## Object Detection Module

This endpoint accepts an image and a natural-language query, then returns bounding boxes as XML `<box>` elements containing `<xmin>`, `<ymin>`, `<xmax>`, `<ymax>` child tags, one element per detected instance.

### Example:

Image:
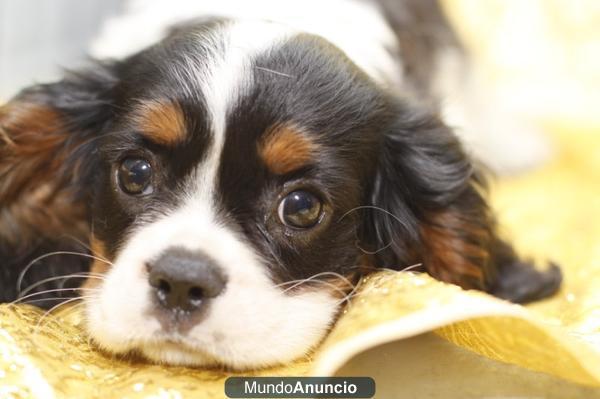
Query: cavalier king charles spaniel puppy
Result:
<box><xmin>0</xmin><ymin>0</ymin><xmax>560</xmax><ymax>369</ymax></box>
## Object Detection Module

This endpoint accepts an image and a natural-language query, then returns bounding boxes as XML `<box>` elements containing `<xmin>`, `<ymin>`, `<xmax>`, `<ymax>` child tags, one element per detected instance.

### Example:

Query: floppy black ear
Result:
<box><xmin>0</xmin><ymin>64</ymin><xmax>117</xmax><ymax>304</ymax></box>
<box><xmin>361</xmin><ymin>101</ymin><xmax>561</xmax><ymax>303</ymax></box>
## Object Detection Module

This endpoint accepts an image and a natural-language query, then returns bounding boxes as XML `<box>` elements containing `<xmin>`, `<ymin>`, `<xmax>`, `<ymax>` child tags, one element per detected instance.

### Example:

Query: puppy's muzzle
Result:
<box><xmin>147</xmin><ymin>248</ymin><xmax>227</xmax><ymax>312</ymax></box>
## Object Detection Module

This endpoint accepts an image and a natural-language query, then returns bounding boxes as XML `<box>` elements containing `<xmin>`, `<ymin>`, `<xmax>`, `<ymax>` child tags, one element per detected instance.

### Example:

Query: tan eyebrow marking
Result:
<box><xmin>258</xmin><ymin>124</ymin><xmax>317</xmax><ymax>175</ymax></box>
<box><xmin>133</xmin><ymin>100</ymin><xmax>187</xmax><ymax>146</ymax></box>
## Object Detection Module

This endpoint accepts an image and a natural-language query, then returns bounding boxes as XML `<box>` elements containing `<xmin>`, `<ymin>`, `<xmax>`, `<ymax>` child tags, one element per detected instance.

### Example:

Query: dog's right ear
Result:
<box><xmin>0</xmin><ymin>63</ymin><xmax>117</xmax><ymax>304</ymax></box>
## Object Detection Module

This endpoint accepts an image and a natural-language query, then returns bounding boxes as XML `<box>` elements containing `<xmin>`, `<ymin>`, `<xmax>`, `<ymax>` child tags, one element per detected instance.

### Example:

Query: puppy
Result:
<box><xmin>0</xmin><ymin>0</ymin><xmax>560</xmax><ymax>369</ymax></box>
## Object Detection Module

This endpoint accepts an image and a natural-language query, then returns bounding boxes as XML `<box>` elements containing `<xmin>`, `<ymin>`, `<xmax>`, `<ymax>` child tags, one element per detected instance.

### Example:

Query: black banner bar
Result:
<box><xmin>225</xmin><ymin>377</ymin><xmax>375</xmax><ymax>398</ymax></box>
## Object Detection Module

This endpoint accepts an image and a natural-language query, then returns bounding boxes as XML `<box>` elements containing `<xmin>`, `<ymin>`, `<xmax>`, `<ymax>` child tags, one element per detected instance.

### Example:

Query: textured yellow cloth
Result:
<box><xmin>1</xmin><ymin>125</ymin><xmax>599</xmax><ymax>397</ymax></box>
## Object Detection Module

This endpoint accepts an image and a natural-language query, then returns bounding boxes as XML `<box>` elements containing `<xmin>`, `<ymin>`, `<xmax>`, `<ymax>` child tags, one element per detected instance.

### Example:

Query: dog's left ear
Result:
<box><xmin>0</xmin><ymin>63</ymin><xmax>117</xmax><ymax>303</ymax></box>
<box><xmin>360</xmin><ymin>101</ymin><xmax>561</xmax><ymax>303</ymax></box>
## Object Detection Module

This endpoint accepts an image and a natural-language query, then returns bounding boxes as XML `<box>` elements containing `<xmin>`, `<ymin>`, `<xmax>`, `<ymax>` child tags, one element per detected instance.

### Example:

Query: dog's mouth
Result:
<box><xmin>136</xmin><ymin>337</ymin><xmax>220</xmax><ymax>367</ymax></box>
<box><xmin>147</xmin><ymin>304</ymin><xmax>213</xmax><ymax>335</ymax></box>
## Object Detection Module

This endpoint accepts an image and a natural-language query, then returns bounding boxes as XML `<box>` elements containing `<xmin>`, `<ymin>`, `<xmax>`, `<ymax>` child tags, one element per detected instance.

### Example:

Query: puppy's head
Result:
<box><xmin>1</xmin><ymin>20</ymin><xmax>493</xmax><ymax>368</ymax></box>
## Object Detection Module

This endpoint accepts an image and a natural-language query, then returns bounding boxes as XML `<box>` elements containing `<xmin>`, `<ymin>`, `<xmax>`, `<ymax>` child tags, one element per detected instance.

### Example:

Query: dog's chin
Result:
<box><xmin>93</xmin><ymin>330</ymin><xmax>322</xmax><ymax>370</ymax></box>
<box><xmin>137</xmin><ymin>341</ymin><xmax>219</xmax><ymax>367</ymax></box>
<box><xmin>84</xmin><ymin>281</ymin><xmax>341</xmax><ymax>370</ymax></box>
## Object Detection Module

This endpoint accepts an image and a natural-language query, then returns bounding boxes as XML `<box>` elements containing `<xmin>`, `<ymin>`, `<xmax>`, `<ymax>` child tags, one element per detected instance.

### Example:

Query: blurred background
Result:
<box><xmin>0</xmin><ymin>0</ymin><xmax>121</xmax><ymax>98</ymax></box>
<box><xmin>443</xmin><ymin>0</ymin><xmax>600</xmax><ymax>129</ymax></box>
<box><xmin>1</xmin><ymin>0</ymin><xmax>599</xmax><ymax>130</ymax></box>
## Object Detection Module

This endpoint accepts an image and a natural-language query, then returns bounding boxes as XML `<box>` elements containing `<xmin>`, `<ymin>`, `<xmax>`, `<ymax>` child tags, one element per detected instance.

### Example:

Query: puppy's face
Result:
<box><xmin>84</xmin><ymin>20</ymin><xmax>387</xmax><ymax>368</ymax></box>
<box><xmin>2</xmin><ymin>19</ymin><xmax>501</xmax><ymax>370</ymax></box>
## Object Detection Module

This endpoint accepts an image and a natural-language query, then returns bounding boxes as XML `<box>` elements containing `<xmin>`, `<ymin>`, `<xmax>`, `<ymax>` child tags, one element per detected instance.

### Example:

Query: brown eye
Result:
<box><xmin>117</xmin><ymin>158</ymin><xmax>153</xmax><ymax>195</ymax></box>
<box><xmin>278</xmin><ymin>190</ymin><xmax>322</xmax><ymax>228</ymax></box>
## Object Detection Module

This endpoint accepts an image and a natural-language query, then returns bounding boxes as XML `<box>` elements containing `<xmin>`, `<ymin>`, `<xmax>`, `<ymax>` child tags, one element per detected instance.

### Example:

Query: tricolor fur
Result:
<box><xmin>0</xmin><ymin>0</ymin><xmax>560</xmax><ymax>369</ymax></box>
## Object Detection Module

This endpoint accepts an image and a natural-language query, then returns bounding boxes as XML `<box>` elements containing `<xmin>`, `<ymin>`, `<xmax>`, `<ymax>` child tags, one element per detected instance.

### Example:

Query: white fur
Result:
<box><xmin>193</xmin><ymin>20</ymin><xmax>293</xmax><ymax>181</ymax></box>
<box><xmin>86</xmin><ymin>205</ymin><xmax>338</xmax><ymax>368</ymax></box>
<box><xmin>91</xmin><ymin>0</ymin><xmax>403</xmax><ymax>88</ymax></box>
<box><xmin>86</xmin><ymin>21</ymin><xmax>339</xmax><ymax>369</ymax></box>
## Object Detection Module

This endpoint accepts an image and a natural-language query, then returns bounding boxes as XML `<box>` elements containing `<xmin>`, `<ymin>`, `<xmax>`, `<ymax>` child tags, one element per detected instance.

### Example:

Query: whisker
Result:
<box><xmin>255</xmin><ymin>66</ymin><xmax>295</xmax><ymax>78</ymax></box>
<box><xmin>34</xmin><ymin>298</ymin><xmax>87</xmax><ymax>335</ymax></box>
<box><xmin>355</xmin><ymin>240</ymin><xmax>392</xmax><ymax>255</ymax></box>
<box><xmin>19</xmin><ymin>273</ymin><xmax>106</xmax><ymax>298</ymax></box>
<box><xmin>276</xmin><ymin>271</ymin><xmax>354</xmax><ymax>287</ymax></box>
<box><xmin>282</xmin><ymin>278</ymin><xmax>350</xmax><ymax>297</ymax></box>
<box><xmin>52</xmin><ymin>298</ymin><xmax>93</xmax><ymax>318</ymax></box>
<box><xmin>276</xmin><ymin>276</ymin><xmax>338</xmax><ymax>291</ymax></box>
<box><xmin>58</xmin><ymin>234</ymin><xmax>111</xmax><ymax>264</ymax></box>
<box><xmin>401</xmin><ymin>263</ymin><xmax>423</xmax><ymax>272</ymax></box>
<box><xmin>341</xmin><ymin>264</ymin><xmax>425</xmax><ymax>274</ymax></box>
<box><xmin>278</xmin><ymin>261</ymin><xmax>424</xmax><ymax>306</ymax></box>
<box><xmin>12</xmin><ymin>287</ymin><xmax>99</xmax><ymax>304</ymax></box>
<box><xmin>19</xmin><ymin>297</ymin><xmax>90</xmax><ymax>306</ymax></box>
<box><xmin>340</xmin><ymin>263</ymin><xmax>424</xmax><ymax>301</ymax></box>
<box><xmin>335</xmin><ymin>278</ymin><xmax>363</xmax><ymax>306</ymax></box>
<box><xmin>275</xmin><ymin>271</ymin><xmax>354</xmax><ymax>291</ymax></box>
<box><xmin>256</xmin><ymin>224</ymin><xmax>289</xmax><ymax>273</ymax></box>
<box><xmin>17</xmin><ymin>251</ymin><xmax>113</xmax><ymax>293</ymax></box>
<box><xmin>338</xmin><ymin>205</ymin><xmax>411</xmax><ymax>230</ymax></box>
<box><xmin>337</xmin><ymin>205</ymin><xmax>411</xmax><ymax>256</ymax></box>
<box><xmin>277</xmin><ymin>272</ymin><xmax>357</xmax><ymax>303</ymax></box>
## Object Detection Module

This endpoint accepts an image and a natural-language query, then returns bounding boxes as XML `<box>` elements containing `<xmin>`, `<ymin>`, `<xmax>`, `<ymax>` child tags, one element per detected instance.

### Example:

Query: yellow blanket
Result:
<box><xmin>1</xmin><ymin>125</ymin><xmax>599</xmax><ymax>398</ymax></box>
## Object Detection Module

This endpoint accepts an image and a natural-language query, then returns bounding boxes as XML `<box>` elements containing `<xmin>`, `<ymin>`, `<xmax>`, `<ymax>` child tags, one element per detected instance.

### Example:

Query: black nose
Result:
<box><xmin>147</xmin><ymin>248</ymin><xmax>226</xmax><ymax>312</ymax></box>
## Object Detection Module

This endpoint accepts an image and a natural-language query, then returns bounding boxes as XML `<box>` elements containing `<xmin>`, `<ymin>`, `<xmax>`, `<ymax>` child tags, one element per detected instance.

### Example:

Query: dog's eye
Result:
<box><xmin>278</xmin><ymin>190</ymin><xmax>322</xmax><ymax>228</ymax></box>
<box><xmin>117</xmin><ymin>158</ymin><xmax>153</xmax><ymax>195</ymax></box>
